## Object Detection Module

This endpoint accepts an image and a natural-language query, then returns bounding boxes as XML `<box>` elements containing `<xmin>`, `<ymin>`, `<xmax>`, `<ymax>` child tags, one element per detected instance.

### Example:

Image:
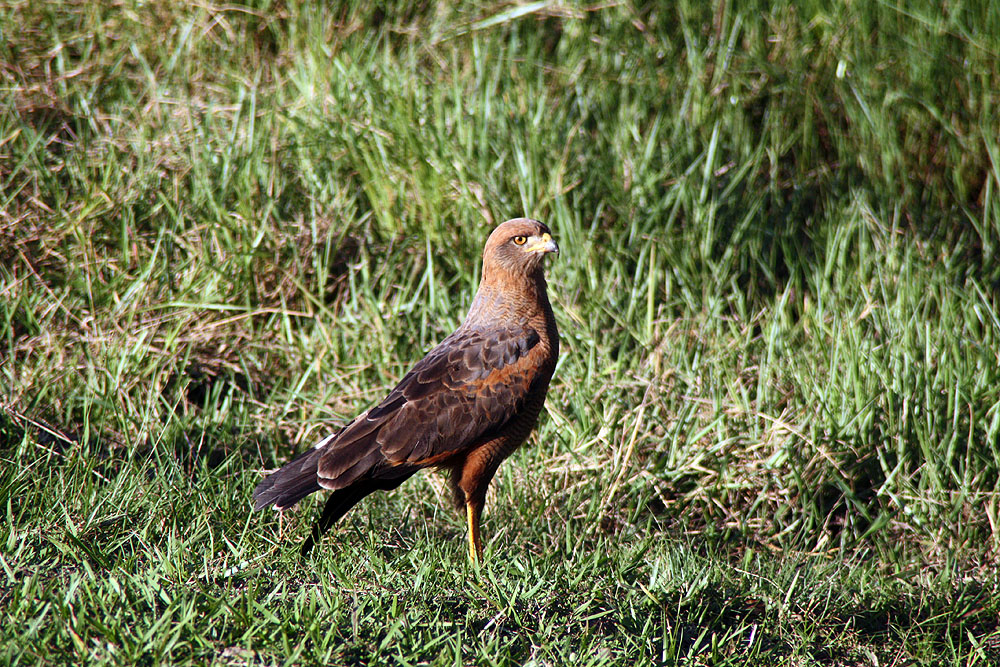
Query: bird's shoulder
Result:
<box><xmin>376</xmin><ymin>323</ymin><xmax>545</xmax><ymax>408</ymax></box>
<box><xmin>312</xmin><ymin>322</ymin><xmax>550</xmax><ymax>471</ymax></box>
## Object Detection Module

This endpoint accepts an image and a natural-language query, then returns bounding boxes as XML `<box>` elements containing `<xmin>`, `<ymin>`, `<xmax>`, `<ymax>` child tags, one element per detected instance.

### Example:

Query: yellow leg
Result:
<box><xmin>466</xmin><ymin>502</ymin><xmax>483</xmax><ymax>563</ymax></box>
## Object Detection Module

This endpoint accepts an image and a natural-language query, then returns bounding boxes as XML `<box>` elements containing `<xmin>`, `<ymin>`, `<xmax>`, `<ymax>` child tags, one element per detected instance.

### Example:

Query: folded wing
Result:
<box><xmin>252</xmin><ymin>325</ymin><xmax>542</xmax><ymax>510</ymax></box>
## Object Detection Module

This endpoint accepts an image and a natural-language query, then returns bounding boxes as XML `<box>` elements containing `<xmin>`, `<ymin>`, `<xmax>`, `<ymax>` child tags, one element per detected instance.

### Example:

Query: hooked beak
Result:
<box><xmin>525</xmin><ymin>232</ymin><xmax>559</xmax><ymax>254</ymax></box>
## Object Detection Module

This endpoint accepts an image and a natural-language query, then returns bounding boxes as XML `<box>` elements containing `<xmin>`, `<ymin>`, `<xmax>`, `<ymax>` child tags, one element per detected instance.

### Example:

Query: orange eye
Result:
<box><xmin>512</xmin><ymin>236</ymin><xmax>527</xmax><ymax>245</ymax></box>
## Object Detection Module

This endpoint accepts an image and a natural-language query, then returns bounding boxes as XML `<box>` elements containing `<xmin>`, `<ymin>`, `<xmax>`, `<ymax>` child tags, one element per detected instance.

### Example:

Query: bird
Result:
<box><xmin>253</xmin><ymin>218</ymin><xmax>559</xmax><ymax>562</ymax></box>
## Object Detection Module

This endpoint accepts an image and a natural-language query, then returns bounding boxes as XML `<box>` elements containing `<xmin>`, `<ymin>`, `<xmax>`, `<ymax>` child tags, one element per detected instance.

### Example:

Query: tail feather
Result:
<box><xmin>253</xmin><ymin>447</ymin><xmax>324</xmax><ymax>511</ymax></box>
<box><xmin>254</xmin><ymin>438</ymin><xmax>417</xmax><ymax>556</ymax></box>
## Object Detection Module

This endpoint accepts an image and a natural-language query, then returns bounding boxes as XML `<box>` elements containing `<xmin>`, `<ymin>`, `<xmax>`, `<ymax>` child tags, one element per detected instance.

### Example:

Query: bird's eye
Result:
<box><xmin>512</xmin><ymin>236</ymin><xmax>527</xmax><ymax>245</ymax></box>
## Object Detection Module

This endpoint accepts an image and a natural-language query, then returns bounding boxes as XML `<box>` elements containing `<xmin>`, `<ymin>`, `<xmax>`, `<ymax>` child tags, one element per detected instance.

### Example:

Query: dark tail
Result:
<box><xmin>252</xmin><ymin>447</ymin><xmax>324</xmax><ymax>511</ymax></box>
<box><xmin>254</xmin><ymin>444</ymin><xmax>415</xmax><ymax>556</ymax></box>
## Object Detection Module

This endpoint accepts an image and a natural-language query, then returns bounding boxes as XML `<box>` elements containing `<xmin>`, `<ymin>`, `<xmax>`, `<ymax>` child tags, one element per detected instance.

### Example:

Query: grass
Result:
<box><xmin>2</xmin><ymin>0</ymin><xmax>1000</xmax><ymax>664</ymax></box>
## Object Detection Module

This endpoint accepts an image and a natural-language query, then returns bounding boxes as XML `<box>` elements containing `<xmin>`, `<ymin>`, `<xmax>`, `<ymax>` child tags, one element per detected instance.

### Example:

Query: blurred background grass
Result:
<box><xmin>2</xmin><ymin>1</ymin><xmax>999</xmax><ymax>664</ymax></box>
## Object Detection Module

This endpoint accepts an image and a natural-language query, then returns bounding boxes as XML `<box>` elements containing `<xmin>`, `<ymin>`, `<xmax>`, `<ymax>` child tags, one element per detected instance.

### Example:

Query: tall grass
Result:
<box><xmin>2</xmin><ymin>1</ymin><xmax>999</xmax><ymax>664</ymax></box>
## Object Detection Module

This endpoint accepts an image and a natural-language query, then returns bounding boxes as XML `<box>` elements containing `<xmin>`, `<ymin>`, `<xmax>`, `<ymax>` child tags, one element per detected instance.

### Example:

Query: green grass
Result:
<box><xmin>3</xmin><ymin>0</ymin><xmax>1000</xmax><ymax>664</ymax></box>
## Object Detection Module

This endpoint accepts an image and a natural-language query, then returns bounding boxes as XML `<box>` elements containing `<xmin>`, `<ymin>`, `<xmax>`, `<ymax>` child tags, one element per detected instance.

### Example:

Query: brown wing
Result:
<box><xmin>315</xmin><ymin>325</ymin><xmax>544</xmax><ymax>489</ymax></box>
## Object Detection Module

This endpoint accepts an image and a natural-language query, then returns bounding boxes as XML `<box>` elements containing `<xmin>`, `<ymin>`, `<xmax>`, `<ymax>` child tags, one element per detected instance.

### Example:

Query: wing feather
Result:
<box><xmin>315</xmin><ymin>326</ymin><xmax>542</xmax><ymax>487</ymax></box>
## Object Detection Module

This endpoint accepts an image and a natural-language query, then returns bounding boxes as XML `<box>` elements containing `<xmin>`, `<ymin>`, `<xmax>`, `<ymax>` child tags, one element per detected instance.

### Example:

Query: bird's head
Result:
<box><xmin>467</xmin><ymin>218</ymin><xmax>558</xmax><ymax>323</ymax></box>
<box><xmin>481</xmin><ymin>218</ymin><xmax>558</xmax><ymax>279</ymax></box>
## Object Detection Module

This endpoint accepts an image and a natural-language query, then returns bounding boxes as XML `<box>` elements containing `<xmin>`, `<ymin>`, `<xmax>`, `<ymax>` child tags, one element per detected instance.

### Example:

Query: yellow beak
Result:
<box><xmin>526</xmin><ymin>232</ymin><xmax>559</xmax><ymax>254</ymax></box>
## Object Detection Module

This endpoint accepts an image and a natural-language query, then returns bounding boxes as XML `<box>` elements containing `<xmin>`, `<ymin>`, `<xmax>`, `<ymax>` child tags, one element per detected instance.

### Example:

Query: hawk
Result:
<box><xmin>253</xmin><ymin>218</ymin><xmax>559</xmax><ymax>561</ymax></box>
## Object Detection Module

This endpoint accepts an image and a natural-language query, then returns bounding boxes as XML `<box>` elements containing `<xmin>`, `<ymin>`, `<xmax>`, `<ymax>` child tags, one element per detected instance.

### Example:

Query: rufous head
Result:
<box><xmin>481</xmin><ymin>218</ymin><xmax>558</xmax><ymax>277</ymax></box>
